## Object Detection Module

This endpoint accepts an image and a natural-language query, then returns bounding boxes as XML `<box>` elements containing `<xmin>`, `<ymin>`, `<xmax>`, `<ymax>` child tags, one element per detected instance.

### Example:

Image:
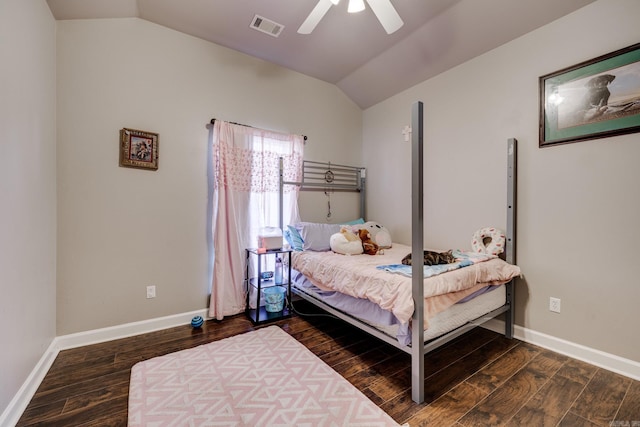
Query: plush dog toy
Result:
<box><xmin>358</xmin><ymin>228</ymin><xmax>379</xmax><ymax>255</ymax></box>
<box><xmin>330</xmin><ymin>226</ymin><xmax>364</xmax><ymax>255</ymax></box>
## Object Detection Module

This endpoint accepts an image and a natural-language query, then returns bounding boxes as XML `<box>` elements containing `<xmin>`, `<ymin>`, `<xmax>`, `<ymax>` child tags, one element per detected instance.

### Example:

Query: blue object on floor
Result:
<box><xmin>191</xmin><ymin>315</ymin><xmax>204</xmax><ymax>328</ymax></box>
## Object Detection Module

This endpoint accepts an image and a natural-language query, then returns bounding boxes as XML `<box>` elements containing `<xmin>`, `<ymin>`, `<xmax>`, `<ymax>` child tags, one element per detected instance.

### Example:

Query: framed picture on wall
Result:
<box><xmin>119</xmin><ymin>128</ymin><xmax>159</xmax><ymax>170</ymax></box>
<box><xmin>539</xmin><ymin>42</ymin><xmax>640</xmax><ymax>147</ymax></box>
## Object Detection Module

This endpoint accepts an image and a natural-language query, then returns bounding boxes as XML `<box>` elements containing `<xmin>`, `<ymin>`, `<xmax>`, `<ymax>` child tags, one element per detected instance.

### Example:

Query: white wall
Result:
<box><xmin>364</xmin><ymin>0</ymin><xmax>640</xmax><ymax>362</ymax></box>
<box><xmin>56</xmin><ymin>18</ymin><xmax>362</xmax><ymax>334</ymax></box>
<box><xmin>0</xmin><ymin>0</ymin><xmax>57</xmax><ymax>416</ymax></box>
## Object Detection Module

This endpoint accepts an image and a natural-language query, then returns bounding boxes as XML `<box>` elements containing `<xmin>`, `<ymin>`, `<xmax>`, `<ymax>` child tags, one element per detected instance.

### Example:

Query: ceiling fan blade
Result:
<box><xmin>365</xmin><ymin>0</ymin><xmax>404</xmax><ymax>34</ymax></box>
<box><xmin>298</xmin><ymin>0</ymin><xmax>333</xmax><ymax>34</ymax></box>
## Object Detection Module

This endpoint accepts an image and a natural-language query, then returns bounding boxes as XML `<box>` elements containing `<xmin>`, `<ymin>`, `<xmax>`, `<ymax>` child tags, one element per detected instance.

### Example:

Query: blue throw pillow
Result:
<box><xmin>286</xmin><ymin>225</ymin><xmax>304</xmax><ymax>251</ymax></box>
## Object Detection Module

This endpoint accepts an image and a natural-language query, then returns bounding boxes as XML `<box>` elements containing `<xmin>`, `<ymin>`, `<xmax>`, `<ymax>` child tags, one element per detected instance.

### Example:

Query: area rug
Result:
<box><xmin>128</xmin><ymin>325</ymin><xmax>403</xmax><ymax>426</ymax></box>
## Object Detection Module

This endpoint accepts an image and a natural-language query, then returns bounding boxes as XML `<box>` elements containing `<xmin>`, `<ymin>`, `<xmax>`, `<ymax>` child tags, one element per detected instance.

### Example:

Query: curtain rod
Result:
<box><xmin>210</xmin><ymin>118</ymin><xmax>307</xmax><ymax>141</ymax></box>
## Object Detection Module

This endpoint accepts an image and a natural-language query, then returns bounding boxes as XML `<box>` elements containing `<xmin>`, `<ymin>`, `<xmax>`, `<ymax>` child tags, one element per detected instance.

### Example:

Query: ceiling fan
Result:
<box><xmin>298</xmin><ymin>0</ymin><xmax>404</xmax><ymax>35</ymax></box>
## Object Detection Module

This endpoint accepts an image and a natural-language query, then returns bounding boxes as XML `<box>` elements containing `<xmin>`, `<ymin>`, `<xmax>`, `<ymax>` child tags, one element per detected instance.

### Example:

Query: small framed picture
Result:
<box><xmin>539</xmin><ymin>42</ymin><xmax>640</xmax><ymax>147</ymax></box>
<box><xmin>119</xmin><ymin>128</ymin><xmax>159</xmax><ymax>170</ymax></box>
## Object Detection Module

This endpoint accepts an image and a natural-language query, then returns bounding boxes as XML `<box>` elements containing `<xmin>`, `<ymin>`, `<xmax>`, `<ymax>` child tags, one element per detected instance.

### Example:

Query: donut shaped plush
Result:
<box><xmin>330</xmin><ymin>227</ymin><xmax>364</xmax><ymax>255</ymax></box>
<box><xmin>471</xmin><ymin>227</ymin><xmax>505</xmax><ymax>255</ymax></box>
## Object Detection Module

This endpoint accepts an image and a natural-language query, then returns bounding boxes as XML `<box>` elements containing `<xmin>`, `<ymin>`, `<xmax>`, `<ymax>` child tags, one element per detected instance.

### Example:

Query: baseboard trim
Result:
<box><xmin>0</xmin><ymin>341</ymin><xmax>58</xmax><ymax>427</ymax></box>
<box><xmin>0</xmin><ymin>308</ymin><xmax>209</xmax><ymax>427</ymax></box>
<box><xmin>482</xmin><ymin>319</ymin><xmax>640</xmax><ymax>381</ymax></box>
<box><xmin>55</xmin><ymin>308</ymin><xmax>209</xmax><ymax>350</ymax></box>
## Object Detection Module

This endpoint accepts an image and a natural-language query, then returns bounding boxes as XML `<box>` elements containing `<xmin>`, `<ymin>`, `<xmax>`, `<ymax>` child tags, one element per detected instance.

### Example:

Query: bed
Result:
<box><xmin>278</xmin><ymin>101</ymin><xmax>519</xmax><ymax>404</ymax></box>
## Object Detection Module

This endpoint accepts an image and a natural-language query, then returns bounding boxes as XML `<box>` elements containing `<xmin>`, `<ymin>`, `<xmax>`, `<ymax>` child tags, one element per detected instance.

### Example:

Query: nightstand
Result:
<box><xmin>244</xmin><ymin>247</ymin><xmax>292</xmax><ymax>324</ymax></box>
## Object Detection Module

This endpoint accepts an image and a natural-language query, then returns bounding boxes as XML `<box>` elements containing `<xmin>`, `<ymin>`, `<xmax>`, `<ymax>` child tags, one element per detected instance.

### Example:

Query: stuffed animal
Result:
<box><xmin>330</xmin><ymin>226</ymin><xmax>364</xmax><ymax>255</ymax></box>
<box><xmin>358</xmin><ymin>228</ymin><xmax>379</xmax><ymax>255</ymax></box>
<box><xmin>359</xmin><ymin>221</ymin><xmax>392</xmax><ymax>249</ymax></box>
<box><xmin>340</xmin><ymin>225</ymin><xmax>360</xmax><ymax>242</ymax></box>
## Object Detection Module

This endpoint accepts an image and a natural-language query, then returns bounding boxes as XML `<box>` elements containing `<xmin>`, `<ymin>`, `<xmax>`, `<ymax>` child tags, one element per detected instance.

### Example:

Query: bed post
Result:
<box><xmin>411</xmin><ymin>101</ymin><xmax>425</xmax><ymax>404</ymax></box>
<box><xmin>359</xmin><ymin>169</ymin><xmax>366</xmax><ymax>221</ymax></box>
<box><xmin>279</xmin><ymin>157</ymin><xmax>284</xmax><ymax>231</ymax></box>
<box><xmin>505</xmin><ymin>138</ymin><xmax>517</xmax><ymax>339</ymax></box>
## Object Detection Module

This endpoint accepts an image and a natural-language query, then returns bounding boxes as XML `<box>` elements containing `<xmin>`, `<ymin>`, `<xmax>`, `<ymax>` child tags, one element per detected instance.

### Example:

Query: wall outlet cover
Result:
<box><xmin>146</xmin><ymin>285</ymin><xmax>156</xmax><ymax>299</ymax></box>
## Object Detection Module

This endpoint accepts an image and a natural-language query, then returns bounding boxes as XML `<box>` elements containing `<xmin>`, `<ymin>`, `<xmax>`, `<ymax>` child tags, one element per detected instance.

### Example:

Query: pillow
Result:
<box><xmin>286</xmin><ymin>225</ymin><xmax>304</xmax><ymax>251</ymax></box>
<box><xmin>283</xmin><ymin>229</ymin><xmax>294</xmax><ymax>249</ymax></box>
<box><xmin>294</xmin><ymin>222</ymin><xmax>342</xmax><ymax>251</ymax></box>
<box><xmin>342</xmin><ymin>217</ymin><xmax>365</xmax><ymax>225</ymax></box>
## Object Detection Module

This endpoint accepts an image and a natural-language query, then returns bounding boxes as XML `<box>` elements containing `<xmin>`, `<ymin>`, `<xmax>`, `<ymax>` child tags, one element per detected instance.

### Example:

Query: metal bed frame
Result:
<box><xmin>278</xmin><ymin>101</ymin><xmax>518</xmax><ymax>404</ymax></box>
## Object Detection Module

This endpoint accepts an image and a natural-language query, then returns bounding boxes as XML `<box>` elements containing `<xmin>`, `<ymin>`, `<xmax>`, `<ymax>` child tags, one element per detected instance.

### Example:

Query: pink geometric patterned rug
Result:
<box><xmin>128</xmin><ymin>325</ymin><xmax>403</xmax><ymax>426</ymax></box>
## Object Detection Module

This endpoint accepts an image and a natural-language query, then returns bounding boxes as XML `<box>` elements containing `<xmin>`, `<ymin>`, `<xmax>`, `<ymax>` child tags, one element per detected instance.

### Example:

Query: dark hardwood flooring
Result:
<box><xmin>17</xmin><ymin>301</ymin><xmax>639</xmax><ymax>426</ymax></box>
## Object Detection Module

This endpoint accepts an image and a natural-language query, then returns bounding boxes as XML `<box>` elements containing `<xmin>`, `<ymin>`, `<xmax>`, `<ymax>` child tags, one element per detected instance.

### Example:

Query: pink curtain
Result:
<box><xmin>209</xmin><ymin>121</ymin><xmax>304</xmax><ymax>319</ymax></box>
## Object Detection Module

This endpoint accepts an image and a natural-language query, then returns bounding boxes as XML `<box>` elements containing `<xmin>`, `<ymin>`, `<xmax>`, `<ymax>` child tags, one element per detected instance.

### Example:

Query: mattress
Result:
<box><xmin>291</xmin><ymin>243</ymin><xmax>520</xmax><ymax>327</ymax></box>
<box><xmin>291</xmin><ymin>269</ymin><xmax>506</xmax><ymax>345</ymax></box>
<box><xmin>372</xmin><ymin>285</ymin><xmax>505</xmax><ymax>345</ymax></box>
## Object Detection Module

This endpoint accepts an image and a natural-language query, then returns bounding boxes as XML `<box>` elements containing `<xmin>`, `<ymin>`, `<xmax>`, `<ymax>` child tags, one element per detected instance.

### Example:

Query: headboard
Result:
<box><xmin>278</xmin><ymin>158</ymin><xmax>366</xmax><ymax>230</ymax></box>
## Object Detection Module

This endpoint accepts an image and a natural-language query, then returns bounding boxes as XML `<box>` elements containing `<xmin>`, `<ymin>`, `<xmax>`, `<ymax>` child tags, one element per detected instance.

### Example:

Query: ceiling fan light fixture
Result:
<box><xmin>348</xmin><ymin>0</ymin><xmax>365</xmax><ymax>13</ymax></box>
<box><xmin>299</xmin><ymin>0</ymin><xmax>403</xmax><ymax>34</ymax></box>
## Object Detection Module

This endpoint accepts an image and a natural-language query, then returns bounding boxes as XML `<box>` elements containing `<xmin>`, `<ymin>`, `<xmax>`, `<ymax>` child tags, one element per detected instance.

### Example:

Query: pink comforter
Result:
<box><xmin>292</xmin><ymin>243</ymin><xmax>521</xmax><ymax>327</ymax></box>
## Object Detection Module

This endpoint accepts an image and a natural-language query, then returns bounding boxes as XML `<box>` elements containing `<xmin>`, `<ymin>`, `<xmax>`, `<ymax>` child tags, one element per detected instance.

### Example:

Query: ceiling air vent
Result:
<box><xmin>250</xmin><ymin>14</ymin><xmax>284</xmax><ymax>37</ymax></box>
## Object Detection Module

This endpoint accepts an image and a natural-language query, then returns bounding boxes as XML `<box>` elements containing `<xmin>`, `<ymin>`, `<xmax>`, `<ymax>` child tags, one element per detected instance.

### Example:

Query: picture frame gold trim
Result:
<box><xmin>539</xmin><ymin>42</ymin><xmax>640</xmax><ymax>147</ymax></box>
<box><xmin>119</xmin><ymin>128</ymin><xmax>159</xmax><ymax>170</ymax></box>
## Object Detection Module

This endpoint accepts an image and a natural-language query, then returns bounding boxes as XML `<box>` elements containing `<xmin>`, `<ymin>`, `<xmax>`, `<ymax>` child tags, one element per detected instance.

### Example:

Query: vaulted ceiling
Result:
<box><xmin>46</xmin><ymin>0</ymin><xmax>595</xmax><ymax>109</ymax></box>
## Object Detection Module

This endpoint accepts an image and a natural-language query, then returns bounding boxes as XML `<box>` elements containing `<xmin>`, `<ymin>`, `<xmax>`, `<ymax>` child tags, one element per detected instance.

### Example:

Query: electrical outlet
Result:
<box><xmin>146</xmin><ymin>285</ymin><xmax>156</xmax><ymax>299</ymax></box>
<box><xmin>549</xmin><ymin>297</ymin><xmax>561</xmax><ymax>313</ymax></box>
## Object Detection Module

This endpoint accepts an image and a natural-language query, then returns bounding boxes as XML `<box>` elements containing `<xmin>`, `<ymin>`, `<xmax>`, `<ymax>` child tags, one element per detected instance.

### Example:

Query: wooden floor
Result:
<box><xmin>18</xmin><ymin>301</ymin><xmax>640</xmax><ymax>426</ymax></box>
